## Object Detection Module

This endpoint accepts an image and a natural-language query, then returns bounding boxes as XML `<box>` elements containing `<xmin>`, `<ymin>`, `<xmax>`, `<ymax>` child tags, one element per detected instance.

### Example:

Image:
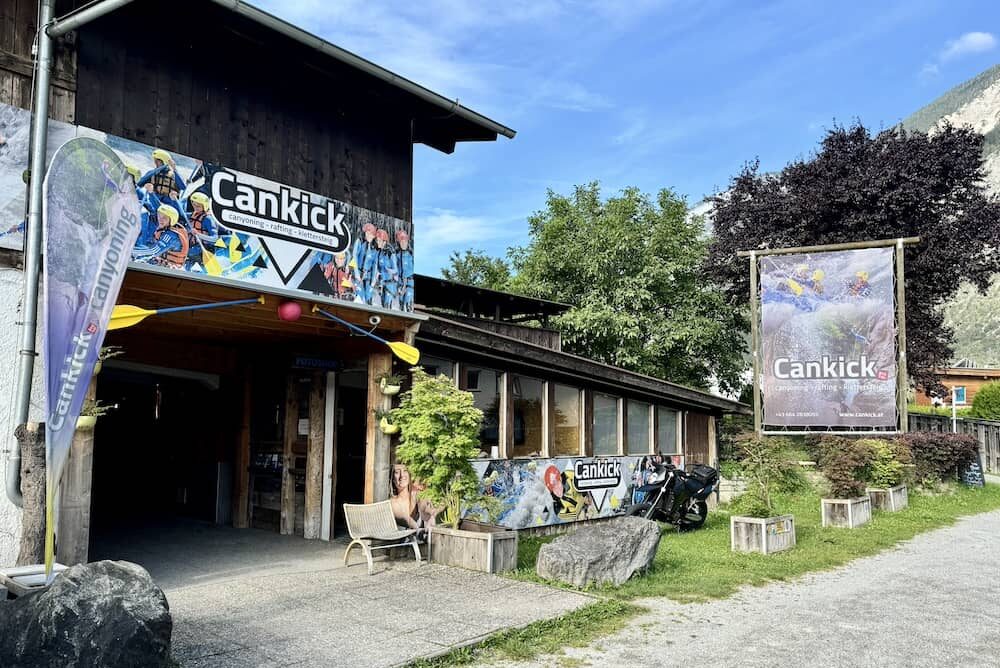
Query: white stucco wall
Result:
<box><xmin>0</xmin><ymin>266</ymin><xmax>46</xmax><ymax>567</ymax></box>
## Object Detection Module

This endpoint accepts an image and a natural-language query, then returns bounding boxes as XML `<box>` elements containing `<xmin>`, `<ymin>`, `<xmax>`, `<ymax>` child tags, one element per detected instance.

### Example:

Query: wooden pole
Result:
<box><xmin>737</xmin><ymin>236</ymin><xmax>920</xmax><ymax>258</ymax></box>
<box><xmin>280</xmin><ymin>374</ymin><xmax>297</xmax><ymax>535</ymax></box>
<box><xmin>304</xmin><ymin>372</ymin><xmax>325</xmax><ymax>540</ymax></box>
<box><xmin>233</xmin><ymin>371</ymin><xmax>252</xmax><ymax>529</ymax></box>
<box><xmin>364</xmin><ymin>351</ymin><xmax>392</xmax><ymax>503</ymax></box>
<box><xmin>749</xmin><ymin>252</ymin><xmax>762</xmax><ymax>435</ymax></box>
<box><xmin>896</xmin><ymin>239</ymin><xmax>909</xmax><ymax>433</ymax></box>
<box><xmin>57</xmin><ymin>379</ymin><xmax>96</xmax><ymax>566</ymax></box>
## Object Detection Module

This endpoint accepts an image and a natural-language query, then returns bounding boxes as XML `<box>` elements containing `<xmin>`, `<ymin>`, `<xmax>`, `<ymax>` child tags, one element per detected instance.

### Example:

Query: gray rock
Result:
<box><xmin>0</xmin><ymin>560</ymin><xmax>172</xmax><ymax>668</ymax></box>
<box><xmin>536</xmin><ymin>516</ymin><xmax>661</xmax><ymax>587</ymax></box>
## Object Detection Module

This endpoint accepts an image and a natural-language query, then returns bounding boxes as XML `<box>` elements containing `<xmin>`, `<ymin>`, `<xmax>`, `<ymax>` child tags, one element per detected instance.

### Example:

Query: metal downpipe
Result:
<box><xmin>7</xmin><ymin>0</ymin><xmax>56</xmax><ymax>508</ymax></box>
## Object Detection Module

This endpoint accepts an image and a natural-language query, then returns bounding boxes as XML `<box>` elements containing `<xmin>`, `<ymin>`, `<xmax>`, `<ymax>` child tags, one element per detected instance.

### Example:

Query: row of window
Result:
<box><xmin>422</xmin><ymin>356</ymin><xmax>682</xmax><ymax>459</ymax></box>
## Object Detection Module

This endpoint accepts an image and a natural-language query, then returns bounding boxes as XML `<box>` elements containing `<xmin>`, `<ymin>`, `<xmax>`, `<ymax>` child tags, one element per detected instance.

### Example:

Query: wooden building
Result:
<box><xmin>0</xmin><ymin>0</ymin><xmax>745</xmax><ymax>564</ymax></box>
<box><xmin>915</xmin><ymin>366</ymin><xmax>1000</xmax><ymax>407</ymax></box>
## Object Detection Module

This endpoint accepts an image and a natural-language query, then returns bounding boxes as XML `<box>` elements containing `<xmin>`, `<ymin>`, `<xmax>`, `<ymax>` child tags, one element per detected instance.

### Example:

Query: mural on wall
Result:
<box><xmin>390</xmin><ymin>463</ymin><xmax>437</xmax><ymax>537</ymax></box>
<box><xmin>465</xmin><ymin>454</ymin><xmax>684</xmax><ymax>529</ymax></box>
<box><xmin>759</xmin><ymin>247</ymin><xmax>897</xmax><ymax>428</ymax></box>
<box><xmin>0</xmin><ymin>102</ymin><xmax>415</xmax><ymax>314</ymax></box>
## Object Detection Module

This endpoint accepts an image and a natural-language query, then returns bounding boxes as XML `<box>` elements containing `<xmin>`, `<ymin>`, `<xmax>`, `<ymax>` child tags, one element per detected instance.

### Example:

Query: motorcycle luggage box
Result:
<box><xmin>689</xmin><ymin>464</ymin><xmax>718</xmax><ymax>486</ymax></box>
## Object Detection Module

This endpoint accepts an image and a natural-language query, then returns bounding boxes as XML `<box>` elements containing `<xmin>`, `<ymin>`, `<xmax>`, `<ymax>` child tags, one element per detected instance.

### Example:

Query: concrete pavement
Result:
<box><xmin>500</xmin><ymin>509</ymin><xmax>1000</xmax><ymax>668</ymax></box>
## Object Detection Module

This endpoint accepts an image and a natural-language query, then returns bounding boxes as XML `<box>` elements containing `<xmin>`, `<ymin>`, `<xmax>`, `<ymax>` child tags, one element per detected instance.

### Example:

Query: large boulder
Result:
<box><xmin>0</xmin><ymin>560</ymin><xmax>172</xmax><ymax>668</ymax></box>
<box><xmin>536</xmin><ymin>516</ymin><xmax>661</xmax><ymax>587</ymax></box>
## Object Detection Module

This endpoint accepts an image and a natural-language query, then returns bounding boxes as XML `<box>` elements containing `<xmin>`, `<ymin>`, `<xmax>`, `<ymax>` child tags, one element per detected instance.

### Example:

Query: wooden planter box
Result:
<box><xmin>867</xmin><ymin>485</ymin><xmax>908</xmax><ymax>512</ymax></box>
<box><xmin>428</xmin><ymin>521</ymin><xmax>518</xmax><ymax>574</ymax></box>
<box><xmin>730</xmin><ymin>515</ymin><xmax>796</xmax><ymax>555</ymax></box>
<box><xmin>821</xmin><ymin>497</ymin><xmax>872</xmax><ymax>528</ymax></box>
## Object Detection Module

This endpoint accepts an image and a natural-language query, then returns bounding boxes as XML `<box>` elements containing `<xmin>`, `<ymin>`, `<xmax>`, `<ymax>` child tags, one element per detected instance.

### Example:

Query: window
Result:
<box><xmin>511</xmin><ymin>376</ymin><xmax>545</xmax><ymax>458</ymax></box>
<box><xmin>626</xmin><ymin>401</ymin><xmax>651</xmax><ymax>454</ymax></box>
<box><xmin>953</xmin><ymin>386</ymin><xmax>967</xmax><ymax>405</ymax></box>
<box><xmin>593</xmin><ymin>393</ymin><xmax>620</xmax><ymax>456</ymax></box>
<box><xmin>551</xmin><ymin>384</ymin><xmax>581</xmax><ymax>457</ymax></box>
<box><xmin>421</xmin><ymin>356</ymin><xmax>455</xmax><ymax>382</ymax></box>
<box><xmin>460</xmin><ymin>365</ymin><xmax>500</xmax><ymax>452</ymax></box>
<box><xmin>657</xmin><ymin>407</ymin><xmax>680</xmax><ymax>454</ymax></box>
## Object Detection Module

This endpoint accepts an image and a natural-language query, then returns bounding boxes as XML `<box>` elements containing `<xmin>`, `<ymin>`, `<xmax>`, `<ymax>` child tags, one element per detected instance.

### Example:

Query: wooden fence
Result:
<box><xmin>908</xmin><ymin>414</ymin><xmax>1000</xmax><ymax>474</ymax></box>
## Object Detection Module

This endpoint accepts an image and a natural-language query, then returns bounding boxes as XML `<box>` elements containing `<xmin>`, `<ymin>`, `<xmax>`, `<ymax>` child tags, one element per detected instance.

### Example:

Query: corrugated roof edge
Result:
<box><xmin>419</xmin><ymin>312</ymin><xmax>750</xmax><ymax>414</ymax></box>
<box><xmin>209</xmin><ymin>0</ymin><xmax>516</xmax><ymax>140</ymax></box>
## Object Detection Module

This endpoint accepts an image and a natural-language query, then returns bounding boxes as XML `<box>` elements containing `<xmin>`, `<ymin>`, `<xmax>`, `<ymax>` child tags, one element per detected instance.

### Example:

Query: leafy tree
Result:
<box><xmin>708</xmin><ymin>122</ymin><xmax>1000</xmax><ymax>393</ymax></box>
<box><xmin>391</xmin><ymin>368</ymin><xmax>497</xmax><ymax>527</ymax></box>
<box><xmin>441</xmin><ymin>249</ymin><xmax>512</xmax><ymax>291</ymax></box>
<box><xmin>498</xmin><ymin>183</ymin><xmax>747</xmax><ymax>393</ymax></box>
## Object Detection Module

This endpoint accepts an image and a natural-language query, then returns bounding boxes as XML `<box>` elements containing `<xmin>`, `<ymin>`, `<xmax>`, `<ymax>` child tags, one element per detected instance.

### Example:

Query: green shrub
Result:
<box><xmin>971</xmin><ymin>382</ymin><xmax>1000</xmax><ymax>420</ymax></box>
<box><xmin>391</xmin><ymin>367</ymin><xmax>497</xmax><ymax>526</ymax></box>
<box><xmin>816</xmin><ymin>436</ymin><xmax>875</xmax><ymax>498</ymax></box>
<box><xmin>908</xmin><ymin>403</ymin><xmax>974</xmax><ymax>418</ymax></box>
<box><xmin>899</xmin><ymin>432</ymin><xmax>979</xmax><ymax>483</ymax></box>
<box><xmin>728</xmin><ymin>436</ymin><xmax>806</xmax><ymax>517</ymax></box>
<box><xmin>863</xmin><ymin>439</ymin><xmax>906</xmax><ymax>488</ymax></box>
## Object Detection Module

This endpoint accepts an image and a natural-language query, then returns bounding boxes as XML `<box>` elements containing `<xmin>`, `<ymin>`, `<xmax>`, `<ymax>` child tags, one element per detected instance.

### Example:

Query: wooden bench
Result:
<box><xmin>342</xmin><ymin>500</ymin><xmax>421</xmax><ymax>575</ymax></box>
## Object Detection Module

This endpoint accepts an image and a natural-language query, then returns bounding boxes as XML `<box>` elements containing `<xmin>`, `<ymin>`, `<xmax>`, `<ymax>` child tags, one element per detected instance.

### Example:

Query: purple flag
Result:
<box><xmin>43</xmin><ymin>137</ymin><xmax>140</xmax><ymax>575</ymax></box>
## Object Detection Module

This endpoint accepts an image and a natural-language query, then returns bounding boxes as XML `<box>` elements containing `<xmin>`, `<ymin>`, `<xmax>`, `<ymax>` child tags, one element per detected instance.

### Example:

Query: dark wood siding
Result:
<box><xmin>684</xmin><ymin>412</ymin><xmax>711</xmax><ymax>465</ymax></box>
<box><xmin>0</xmin><ymin>0</ymin><xmax>77</xmax><ymax>122</ymax></box>
<box><xmin>73</xmin><ymin>0</ymin><xmax>413</xmax><ymax>221</ymax></box>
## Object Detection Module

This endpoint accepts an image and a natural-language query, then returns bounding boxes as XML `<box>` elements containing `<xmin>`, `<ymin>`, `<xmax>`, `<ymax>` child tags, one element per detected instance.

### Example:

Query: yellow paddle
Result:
<box><xmin>312</xmin><ymin>305</ymin><xmax>420</xmax><ymax>365</ymax></box>
<box><xmin>110</xmin><ymin>296</ymin><xmax>265</xmax><ymax>330</ymax></box>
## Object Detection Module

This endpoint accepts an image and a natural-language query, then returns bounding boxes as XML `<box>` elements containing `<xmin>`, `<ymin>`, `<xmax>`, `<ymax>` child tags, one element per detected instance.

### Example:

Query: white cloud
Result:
<box><xmin>921</xmin><ymin>31</ymin><xmax>996</xmax><ymax>77</ymax></box>
<box><xmin>941</xmin><ymin>31</ymin><xmax>997</xmax><ymax>61</ymax></box>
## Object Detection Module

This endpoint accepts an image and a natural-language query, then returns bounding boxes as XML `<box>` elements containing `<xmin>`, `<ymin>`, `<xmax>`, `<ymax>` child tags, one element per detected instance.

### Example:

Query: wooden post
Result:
<box><xmin>895</xmin><ymin>239</ymin><xmax>909</xmax><ymax>434</ymax></box>
<box><xmin>365</xmin><ymin>351</ymin><xmax>392</xmax><ymax>503</ymax></box>
<box><xmin>304</xmin><ymin>372</ymin><xmax>325</xmax><ymax>539</ymax></box>
<box><xmin>233</xmin><ymin>371</ymin><xmax>252</xmax><ymax>529</ymax></box>
<box><xmin>749</xmin><ymin>252</ymin><xmax>762</xmax><ymax>435</ymax></box>
<box><xmin>499</xmin><ymin>372</ymin><xmax>511</xmax><ymax>459</ymax></box>
<box><xmin>57</xmin><ymin>378</ymin><xmax>96</xmax><ymax>566</ymax></box>
<box><xmin>280</xmin><ymin>374</ymin><xmax>297</xmax><ymax>535</ymax></box>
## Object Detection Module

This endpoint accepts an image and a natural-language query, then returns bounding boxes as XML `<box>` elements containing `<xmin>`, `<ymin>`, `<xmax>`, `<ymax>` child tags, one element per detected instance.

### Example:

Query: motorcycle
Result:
<box><xmin>625</xmin><ymin>461</ymin><xmax>719</xmax><ymax>529</ymax></box>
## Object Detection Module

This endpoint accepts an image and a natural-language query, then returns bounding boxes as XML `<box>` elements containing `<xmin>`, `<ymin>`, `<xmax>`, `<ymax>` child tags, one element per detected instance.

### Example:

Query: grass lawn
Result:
<box><xmin>514</xmin><ymin>482</ymin><xmax>1000</xmax><ymax>602</ymax></box>
<box><xmin>407</xmin><ymin>482</ymin><xmax>1000</xmax><ymax>666</ymax></box>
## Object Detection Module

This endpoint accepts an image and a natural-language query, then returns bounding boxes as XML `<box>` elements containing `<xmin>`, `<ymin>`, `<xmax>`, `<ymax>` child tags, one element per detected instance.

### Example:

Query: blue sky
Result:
<box><xmin>254</xmin><ymin>0</ymin><xmax>1000</xmax><ymax>275</ymax></box>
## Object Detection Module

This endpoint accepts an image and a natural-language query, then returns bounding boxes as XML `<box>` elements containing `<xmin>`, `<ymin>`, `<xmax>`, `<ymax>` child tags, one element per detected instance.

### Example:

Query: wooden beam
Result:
<box><xmin>736</xmin><ymin>236</ymin><xmax>921</xmax><ymax>258</ymax></box>
<box><xmin>233</xmin><ymin>370</ymin><xmax>252</xmax><ymax>529</ymax></box>
<box><xmin>304</xmin><ymin>372</ymin><xmax>325</xmax><ymax>539</ymax></box>
<box><xmin>280</xmin><ymin>374</ymin><xmax>297</xmax><ymax>535</ymax></box>
<box><xmin>57</xmin><ymin>378</ymin><xmax>96</xmax><ymax>566</ymax></box>
<box><xmin>364</xmin><ymin>351</ymin><xmax>392</xmax><ymax>503</ymax></box>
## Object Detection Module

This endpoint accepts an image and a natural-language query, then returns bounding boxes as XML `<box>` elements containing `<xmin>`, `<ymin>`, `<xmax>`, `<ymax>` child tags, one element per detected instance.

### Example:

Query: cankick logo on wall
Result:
<box><xmin>0</xmin><ymin>102</ymin><xmax>415</xmax><ymax>314</ymax></box>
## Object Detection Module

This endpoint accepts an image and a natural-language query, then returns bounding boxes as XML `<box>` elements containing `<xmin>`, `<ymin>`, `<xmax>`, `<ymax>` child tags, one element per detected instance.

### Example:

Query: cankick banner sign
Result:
<box><xmin>758</xmin><ymin>247</ymin><xmax>898</xmax><ymax>429</ymax></box>
<box><xmin>43</xmin><ymin>138</ymin><xmax>141</xmax><ymax>575</ymax></box>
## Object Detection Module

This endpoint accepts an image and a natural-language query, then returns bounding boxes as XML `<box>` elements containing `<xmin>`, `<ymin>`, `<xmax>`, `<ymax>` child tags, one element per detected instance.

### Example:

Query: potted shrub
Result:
<box><xmin>77</xmin><ymin>399</ymin><xmax>113</xmax><ymax>430</ymax></box>
<box><xmin>818</xmin><ymin>437</ymin><xmax>873</xmax><ymax>528</ymax></box>
<box><xmin>374</xmin><ymin>408</ymin><xmax>399</xmax><ymax>435</ymax></box>
<box><xmin>93</xmin><ymin>345</ymin><xmax>124</xmax><ymax>376</ymax></box>
<box><xmin>378</xmin><ymin>373</ymin><xmax>403</xmax><ymax>396</ymax></box>
<box><xmin>729</xmin><ymin>437</ymin><xmax>797</xmax><ymax>555</ymax></box>
<box><xmin>865</xmin><ymin>439</ymin><xmax>910</xmax><ymax>512</ymax></box>
<box><xmin>391</xmin><ymin>368</ymin><xmax>512</xmax><ymax>573</ymax></box>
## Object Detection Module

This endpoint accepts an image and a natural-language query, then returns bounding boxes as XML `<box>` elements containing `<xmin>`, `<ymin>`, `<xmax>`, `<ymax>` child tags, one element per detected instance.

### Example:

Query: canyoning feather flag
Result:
<box><xmin>43</xmin><ymin>138</ymin><xmax>141</xmax><ymax>577</ymax></box>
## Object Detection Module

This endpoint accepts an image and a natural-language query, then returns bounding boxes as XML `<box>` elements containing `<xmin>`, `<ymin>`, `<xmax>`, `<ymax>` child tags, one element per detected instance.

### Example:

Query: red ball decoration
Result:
<box><xmin>277</xmin><ymin>300</ymin><xmax>302</xmax><ymax>322</ymax></box>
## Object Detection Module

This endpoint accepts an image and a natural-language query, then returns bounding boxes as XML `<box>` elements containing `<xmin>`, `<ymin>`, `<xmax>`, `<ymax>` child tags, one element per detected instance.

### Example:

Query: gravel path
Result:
<box><xmin>499</xmin><ymin>509</ymin><xmax>1000</xmax><ymax>668</ymax></box>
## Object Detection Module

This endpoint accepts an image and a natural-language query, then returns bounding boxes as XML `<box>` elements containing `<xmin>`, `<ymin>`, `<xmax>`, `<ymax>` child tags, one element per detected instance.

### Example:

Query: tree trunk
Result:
<box><xmin>15</xmin><ymin>423</ymin><xmax>46</xmax><ymax>566</ymax></box>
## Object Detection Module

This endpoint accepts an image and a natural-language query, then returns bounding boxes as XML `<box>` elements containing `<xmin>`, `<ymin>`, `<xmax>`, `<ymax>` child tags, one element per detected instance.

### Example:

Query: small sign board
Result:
<box><xmin>959</xmin><ymin>450</ymin><xmax>985</xmax><ymax>488</ymax></box>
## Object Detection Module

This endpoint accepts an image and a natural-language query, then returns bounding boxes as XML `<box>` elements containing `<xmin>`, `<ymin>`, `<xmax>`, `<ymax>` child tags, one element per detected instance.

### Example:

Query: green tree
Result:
<box><xmin>390</xmin><ymin>368</ymin><xmax>496</xmax><ymax>527</ymax></box>
<box><xmin>708</xmin><ymin>123</ymin><xmax>1000</xmax><ymax>393</ymax></box>
<box><xmin>441</xmin><ymin>249</ymin><xmax>512</xmax><ymax>291</ymax></box>
<box><xmin>506</xmin><ymin>183</ymin><xmax>746</xmax><ymax>392</ymax></box>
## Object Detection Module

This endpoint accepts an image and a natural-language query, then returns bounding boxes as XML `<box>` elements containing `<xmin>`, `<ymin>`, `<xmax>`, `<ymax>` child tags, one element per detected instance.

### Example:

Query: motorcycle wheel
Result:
<box><xmin>624</xmin><ymin>503</ymin><xmax>657</xmax><ymax>521</ymax></box>
<box><xmin>678</xmin><ymin>500</ymin><xmax>708</xmax><ymax>531</ymax></box>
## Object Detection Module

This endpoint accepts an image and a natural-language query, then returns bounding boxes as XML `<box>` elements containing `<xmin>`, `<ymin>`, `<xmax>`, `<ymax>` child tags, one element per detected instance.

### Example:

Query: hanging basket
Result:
<box><xmin>379</xmin><ymin>417</ymin><xmax>400</xmax><ymax>435</ymax></box>
<box><xmin>76</xmin><ymin>415</ymin><xmax>97</xmax><ymax>430</ymax></box>
<box><xmin>379</xmin><ymin>377</ymin><xmax>401</xmax><ymax>396</ymax></box>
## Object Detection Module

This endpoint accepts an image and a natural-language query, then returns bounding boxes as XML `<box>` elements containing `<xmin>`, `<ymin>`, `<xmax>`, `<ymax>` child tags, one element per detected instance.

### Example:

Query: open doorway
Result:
<box><xmin>333</xmin><ymin>361</ymin><xmax>368</xmax><ymax>534</ymax></box>
<box><xmin>90</xmin><ymin>364</ymin><xmax>238</xmax><ymax>558</ymax></box>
